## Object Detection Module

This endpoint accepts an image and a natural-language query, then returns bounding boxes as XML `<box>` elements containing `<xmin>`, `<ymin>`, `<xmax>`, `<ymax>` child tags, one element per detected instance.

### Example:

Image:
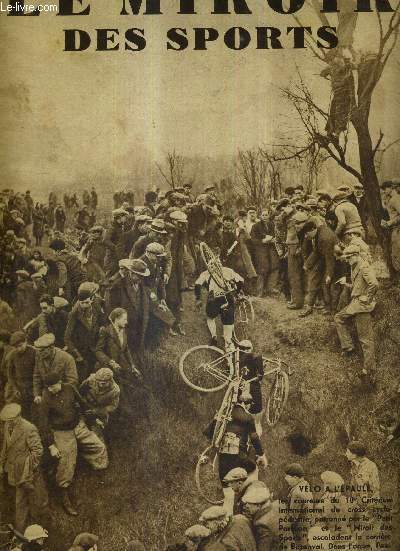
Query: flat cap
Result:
<box><xmin>10</xmin><ymin>331</ymin><xmax>27</xmax><ymax>346</ymax></box>
<box><xmin>78</xmin><ymin>282</ymin><xmax>98</xmax><ymax>300</ymax></box>
<box><xmin>136</xmin><ymin>214</ymin><xmax>152</xmax><ymax>223</ymax></box>
<box><xmin>185</xmin><ymin>525</ymin><xmax>211</xmax><ymax>540</ymax></box>
<box><xmin>292</xmin><ymin>212</ymin><xmax>309</xmax><ymax>223</ymax></box>
<box><xmin>150</xmin><ymin>219</ymin><xmax>168</xmax><ymax>234</ymax></box>
<box><xmin>223</xmin><ymin>467</ymin><xmax>248</xmax><ymax>482</ymax></box>
<box><xmin>242</xmin><ymin>483</ymin><xmax>271</xmax><ymax>504</ymax></box>
<box><xmin>53</xmin><ymin>296</ymin><xmax>69</xmax><ymax>309</ymax></box>
<box><xmin>112</xmin><ymin>208</ymin><xmax>128</xmax><ymax>217</ymax></box>
<box><xmin>285</xmin><ymin>463</ymin><xmax>305</xmax><ymax>477</ymax></box>
<box><xmin>332</xmin><ymin>191</ymin><xmax>349</xmax><ymax>202</ymax></box>
<box><xmin>199</xmin><ymin>506</ymin><xmax>227</xmax><ymax>522</ymax></box>
<box><xmin>94</xmin><ymin>368</ymin><xmax>114</xmax><ymax>381</ymax></box>
<box><xmin>169</xmin><ymin>210</ymin><xmax>188</xmax><ymax>223</ymax></box>
<box><xmin>146</xmin><ymin>242</ymin><xmax>166</xmax><ymax>256</ymax></box>
<box><xmin>337</xmin><ymin>184</ymin><xmax>351</xmax><ymax>193</ymax></box>
<box><xmin>34</xmin><ymin>333</ymin><xmax>55</xmax><ymax>349</ymax></box>
<box><xmin>0</xmin><ymin>403</ymin><xmax>21</xmax><ymax>421</ymax></box>
<box><xmin>73</xmin><ymin>533</ymin><xmax>99</xmax><ymax>547</ymax></box>
<box><xmin>49</xmin><ymin>238</ymin><xmax>66</xmax><ymax>251</ymax></box>
<box><xmin>15</xmin><ymin>270</ymin><xmax>30</xmax><ymax>279</ymax></box>
<box><xmin>320</xmin><ymin>471</ymin><xmax>344</xmax><ymax>487</ymax></box>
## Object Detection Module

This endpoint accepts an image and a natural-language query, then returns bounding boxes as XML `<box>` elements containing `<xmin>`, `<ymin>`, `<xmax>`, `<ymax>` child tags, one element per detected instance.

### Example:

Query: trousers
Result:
<box><xmin>53</xmin><ymin>418</ymin><xmax>108</xmax><ymax>488</ymax></box>
<box><xmin>334</xmin><ymin>309</ymin><xmax>376</xmax><ymax>372</ymax></box>
<box><xmin>287</xmin><ymin>246</ymin><xmax>305</xmax><ymax>308</ymax></box>
<box><xmin>14</xmin><ymin>470</ymin><xmax>49</xmax><ymax>532</ymax></box>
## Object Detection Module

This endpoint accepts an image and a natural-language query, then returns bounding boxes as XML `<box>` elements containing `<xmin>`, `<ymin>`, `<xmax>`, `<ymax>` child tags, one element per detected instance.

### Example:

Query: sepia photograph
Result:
<box><xmin>0</xmin><ymin>0</ymin><xmax>400</xmax><ymax>549</ymax></box>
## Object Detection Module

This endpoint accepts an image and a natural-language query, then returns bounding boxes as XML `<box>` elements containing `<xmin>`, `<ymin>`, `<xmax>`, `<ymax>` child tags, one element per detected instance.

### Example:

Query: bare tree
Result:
<box><xmin>273</xmin><ymin>4</ymin><xmax>400</xmax><ymax>270</ymax></box>
<box><xmin>156</xmin><ymin>150</ymin><xmax>186</xmax><ymax>189</ymax></box>
<box><xmin>235</xmin><ymin>149</ymin><xmax>270</xmax><ymax>209</ymax></box>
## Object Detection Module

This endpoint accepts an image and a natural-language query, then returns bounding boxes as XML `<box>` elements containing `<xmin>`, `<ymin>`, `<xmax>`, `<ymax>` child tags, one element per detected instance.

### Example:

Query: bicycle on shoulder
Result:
<box><xmin>196</xmin><ymin>242</ymin><xmax>251</xmax><ymax>348</ymax></box>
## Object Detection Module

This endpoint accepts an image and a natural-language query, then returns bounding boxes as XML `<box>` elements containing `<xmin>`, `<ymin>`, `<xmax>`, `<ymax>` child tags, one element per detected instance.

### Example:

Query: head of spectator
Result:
<box><xmin>31</xmin><ymin>249</ymin><xmax>44</xmax><ymax>262</ymax></box>
<box><xmin>148</xmin><ymin>219</ymin><xmax>168</xmax><ymax>240</ymax></box>
<box><xmin>184</xmin><ymin>525</ymin><xmax>211</xmax><ymax>550</ymax></box>
<box><xmin>275</xmin><ymin>198</ymin><xmax>290</xmax><ymax>214</ymax></box>
<box><xmin>260</xmin><ymin>209</ymin><xmax>270</xmax><ymax>224</ymax></box>
<box><xmin>342</xmin><ymin>244</ymin><xmax>361</xmax><ymax>266</ymax></box>
<box><xmin>125</xmin><ymin>259</ymin><xmax>150</xmax><ymax>283</ymax></box>
<box><xmin>93</xmin><ymin>367</ymin><xmax>116</xmax><ymax>394</ymax></box>
<box><xmin>72</xmin><ymin>532</ymin><xmax>99</xmax><ymax>551</ymax></box>
<box><xmin>112</xmin><ymin>208</ymin><xmax>128</xmax><ymax>226</ymax></box>
<box><xmin>145</xmin><ymin>190</ymin><xmax>158</xmax><ymax>208</ymax></box>
<box><xmin>169</xmin><ymin>210</ymin><xmax>188</xmax><ymax>231</ymax></box>
<box><xmin>0</xmin><ymin>403</ymin><xmax>22</xmax><ymax>430</ymax></box>
<box><xmin>16</xmin><ymin>237</ymin><xmax>27</xmax><ymax>254</ymax></box>
<box><xmin>108</xmin><ymin>309</ymin><xmax>128</xmax><ymax>333</ymax></box>
<box><xmin>134</xmin><ymin>215</ymin><xmax>151</xmax><ymax>236</ymax></box>
<box><xmin>247</xmin><ymin>206</ymin><xmax>258</xmax><ymax>222</ymax></box>
<box><xmin>39</xmin><ymin>295</ymin><xmax>55</xmax><ymax>316</ymax></box>
<box><xmin>292</xmin><ymin>211</ymin><xmax>309</xmax><ymax>233</ymax></box>
<box><xmin>222</xmin><ymin>467</ymin><xmax>248</xmax><ymax>493</ymax></box>
<box><xmin>23</xmin><ymin>525</ymin><xmax>48</xmax><ymax>548</ymax></box>
<box><xmin>202</xmin><ymin>195</ymin><xmax>216</xmax><ymax>214</ymax></box>
<box><xmin>332</xmin><ymin>190</ymin><xmax>350</xmax><ymax>205</ymax></box>
<box><xmin>44</xmin><ymin>371</ymin><xmax>63</xmax><ymax>395</ymax></box>
<box><xmin>10</xmin><ymin>330</ymin><xmax>28</xmax><ymax>354</ymax></box>
<box><xmin>171</xmin><ymin>193</ymin><xmax>187</xmax><ymax>208</ymax></box>
<box><xmin>183</xmin><ymin>182</ymin><xmax>193</xmax><ymax>196</ymax></box>
<box><xmin>284</xmin><ymin>463</ymin><xmax>305</xmax><ymax>487</ymax></box>
<box><xmin>345</xmin><ymin>441</ymin><xmax>367</xmax><ymax>463</ymax></box>
<box><xmin>125</xmin><ymin>540</ymin><xmax>146</xmax><ymax>551</ymax></box>
<box><xmin>145</xmin><ymin>242</ymin><xmax>166</xmax><ymax>264</ymax></box>
<box><xmin>89</xmin><ymin>225</ymin><xmax>104</xmax><ymax>241</ymax></box>
<box><xmin>302</xmin><ymin>220</ymin><xmax>318</xmax><ymax>241</ymax></box>
<box><xmin>353</xmin><ymin>182</ymin><xmax>364</xmax><ymax>199</ymax></box>
<box><xmin>284</xmin><ymin>186</ymin><xmax>296</xmax><ymax>197</ymax></box>
<box><xmin>237</xmin><ymin>209</ymin><xmax>246</xmax><ymax>221</ymax></box>
<box><xmin>199</xmin><ymin>506</ymin><xmax>230</xmax><ymax>535</ymax></box>
<box><xmin>241</xmin><ymin>482</ymin><xmax>272</xmax><ymax>518</ymax></box>
<box><xmin>49</xmin><ymin>238</ymin><xmax>66</xmax><ymax>253</ymax></box>
<box><xmin>238</xmin><ymin>339</ymin><xmax>253</xmax><ymax>359</ymax></box>
<box><xmin>320</xmin><ymin>470</ymin><xmax>344</xmax><ymax>493</ymax></box>
<box><xmin>34</xmin><ymin>333</ymin><xmax>56</xmax><ymax>360</ymax></box>
<box><xmin>293</xmin><ymin>185</ymin><xmax>304</xmax><ymax>201</ymax></box>
<box><xmin>222</xmin><ymin>215</ymin><xmax>234</xmax><ymax>231</ymax></box>
<box><xmin>77</xmin><ymin>282</ymin><xmax>96</xmax><ymax>310</ymax></box>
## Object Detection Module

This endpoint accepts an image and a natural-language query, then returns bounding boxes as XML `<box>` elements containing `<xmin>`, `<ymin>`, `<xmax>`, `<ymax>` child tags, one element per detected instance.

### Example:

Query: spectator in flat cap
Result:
<box><xmin>24</xmin><ymin>294</ymin><xmax>69</xmax><ymax>349</ymax></box>
<box><xmin>284</xmin><ymin>463</ymin><xmax>313</xmax><ymax>545</ymax></box>
<box><xmin>0</xmin><ymin>403</ymin><xmax>48</xmax><ymax>532</ymax></box>
<box><xmin>199</xmin><ymin>505</ymin><xmax>256</xmax><ymax>550</ymax></box>
<box><xmin>346</xmin><ymin>441</ymin><xmax>380</xmax><ymax>505</ymax></box>
<box><xmin>39</xmin><ymin>373</ymin><xmax>108</xmax><ymax>516</ymax></box>
<box><xmin>4</xmin><ymin>331</ymin><xmax>36</xmax><ymax>420</ymax></box>
<box><xmin>241</xmin><ymin>483</ymin><xmax>280</xmax><ymax>551</ymax></box>
<box><xmin>131</xmin><ymin>219</ymin><xmax>171</xmax><ymax>267</ymax></box>
<box><xmin>72</xmin><ymin>532</ymin><xmax>99</xmax><ymax>550</ymax></box>
<box><xmin>33</xmin><ymin>333</ymin><xmax>78</xmax><ymax>403</ymax></box>
<box><xmin>64</xmin><ymin>282</ymin><xmax>106</xmax><ymax>382</ymax></box>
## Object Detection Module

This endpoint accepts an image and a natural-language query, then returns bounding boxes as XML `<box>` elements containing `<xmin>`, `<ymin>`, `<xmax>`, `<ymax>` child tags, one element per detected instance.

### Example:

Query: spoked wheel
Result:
<box><xmin>179</xmin><ymin>345</ymin><xmax>234</xmax><ymax>393</ymax></box>
<box><xmin>195</xmin><ymin>446</ymin><xmax>224</xmax><ymax>505</ymax></box>
<box><xmin>263</xmin><ymin>370</ymin><xmax>289</xmax><ymax>426</ymax></box>
<box><xmin>212</xmin><ymin>384</ymin><xmax>235</xmax><ymax>448</ymax></box>
<box><xmin>233</xmin><ymin>296</ymin><xmax>255</xmax><ymax>342</ymax></box>
<box><xmin>199</xmin><ymin>242</ymin><xmax>231</xmax><ymax>292</ymax></box>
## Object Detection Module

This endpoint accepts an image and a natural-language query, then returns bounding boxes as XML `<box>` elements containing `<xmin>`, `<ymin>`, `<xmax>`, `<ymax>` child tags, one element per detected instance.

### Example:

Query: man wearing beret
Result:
<box><xmin>39</xmin><ymin>372</ymin><xmax>108</xmax><ymax>516</ymax></box>
<box><xmin>33</xmin><ymin>333</ymin><xmax>78</xmax><ymax>403</ymax></box>
<box><xmin>284</xmin><ymin>463</ymin><xmax>313</xmax><ymax>546</ymax></box>
<box><xmin>0</xmin><ymin>403</ymin><xmax>48</xmax><ymax>532</ymax></box>
<box><xmin>5</xmin><ymin>331</ymin><xmax>36</xmax><ymax>421</ymax></box>
<box><xmin>241</xmin><ymin>483</ymin><xmax>280</xmax><ymax>551</ymax></box>
<box><xmin>64</xmin><ymin>283</ymin><xmax>106</xmax><ymax>382</ymax></box>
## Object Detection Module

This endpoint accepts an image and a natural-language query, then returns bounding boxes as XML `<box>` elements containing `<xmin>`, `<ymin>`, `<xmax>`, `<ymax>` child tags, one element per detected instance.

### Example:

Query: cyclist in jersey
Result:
<box><xmin>194</xmin><ymin>252</ymin><xmax>244</xmax><ymax>348</ymax></box>
<box><xmin>203</xmin><ymin>388</ymin><xmax>267</xmax><ymax>483</ymax></box>
<box><xmin>238</xmin><ymin>339</ymin><xmax>264</xmax><ymax>437</ymax></box>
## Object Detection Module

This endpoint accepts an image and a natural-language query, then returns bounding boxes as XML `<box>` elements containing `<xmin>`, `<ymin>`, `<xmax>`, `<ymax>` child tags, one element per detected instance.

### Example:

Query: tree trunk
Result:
<box><xmin>352</xmin><ymin>113</ymin><xmax>394</xmax><ymax>274</ymax></box>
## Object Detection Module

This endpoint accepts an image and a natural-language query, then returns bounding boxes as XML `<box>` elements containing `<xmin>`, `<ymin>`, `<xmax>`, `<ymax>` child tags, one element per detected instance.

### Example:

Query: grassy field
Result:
<box><xmin>2</xmin><ymin>288</ymin><xmax>400</xmax><ymax>550</ymax></box>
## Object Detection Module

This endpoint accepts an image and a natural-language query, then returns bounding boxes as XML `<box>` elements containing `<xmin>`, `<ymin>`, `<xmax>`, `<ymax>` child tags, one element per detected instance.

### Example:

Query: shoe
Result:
<box><xmin>299</xmin><ymin>307</ymin><xmax>313</xmax><ymax>318</ymax></box>
<box><xmin>342</xmin><ymin>348</ymin><xmax>355</xmax><ymax>358</ymax></box>
<box><xmin>177</xmin><ymin>324</ymin><xmax>186</xmax><ymax>336</ymax></box>
<box><xmin>287</xmin><ymin>304</ymin><xmax>302</xmax><ymax>310</ymax></box>
<box><xmin>210</xmin><ymin>337</ymin><xmax>218</xmax><ymax>347</ymax></box>
<box><xmin>61</xmin><ymin>488</ymin><xmax>78</xmax><ymax>516</ymax></box>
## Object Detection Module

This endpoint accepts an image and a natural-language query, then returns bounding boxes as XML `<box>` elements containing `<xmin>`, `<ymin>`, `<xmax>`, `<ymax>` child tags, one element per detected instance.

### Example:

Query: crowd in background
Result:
<box><xmin>0</xmin><ymin>179</ymin><xmax>398</xmax><ymax>550</ymax></box>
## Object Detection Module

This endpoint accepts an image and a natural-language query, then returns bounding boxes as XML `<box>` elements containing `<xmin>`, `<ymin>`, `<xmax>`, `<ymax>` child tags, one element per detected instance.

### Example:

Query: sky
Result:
<box><xmin>0</xmin><ymin>0</ymin><xmax>399</xmax><ymax>195</ymax></box>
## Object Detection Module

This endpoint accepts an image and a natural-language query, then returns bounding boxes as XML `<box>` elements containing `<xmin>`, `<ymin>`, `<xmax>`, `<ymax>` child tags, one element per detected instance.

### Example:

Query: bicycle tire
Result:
<box><xmin>179</xmin><ymin>345</ymin><xmax>234</xmax><ymax>393</ymax></box>
<box><xmin>195</xmin><ymin>445</ymin><xmax>224</xmax><ymax>505</ymax></box>
<box><xmin>212</xmin><ymin>384</ymin><xmax>235</xmax><ymax>448</ymax></box>
<box><xmin>233</xmin><ymin>296</ymin><xmax>255</xmax><ymax>341</ymax></box>
<box><xmin>264</xmin><ymin>370</ymin><xmax>289</xmax><ymax>426</ymax></box>
<box><xmin>199</xmin><ymin>242</ymin><xmax>231</xmax><ymax>292</ymax></box>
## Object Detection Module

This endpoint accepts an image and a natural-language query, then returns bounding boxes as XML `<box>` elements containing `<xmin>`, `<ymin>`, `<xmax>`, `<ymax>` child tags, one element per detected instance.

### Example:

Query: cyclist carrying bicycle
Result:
<box><xmin>203</xmin><ymin>388</ymin><xmax>267</xmax><ymax>483</ymax></box>
<box><xmin>194</xmin><ymin>249</ymin><xmax>244</xmax><ymax>348</ymax></box>
<box><xmin>237</xmin><ymin>339</ymin><xmax>264</xmax><ymax>437</ymax></box>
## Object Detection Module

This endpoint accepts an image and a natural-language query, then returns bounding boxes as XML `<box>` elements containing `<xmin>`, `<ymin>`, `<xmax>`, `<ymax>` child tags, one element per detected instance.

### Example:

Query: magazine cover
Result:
<box><xmin>0</xmin><ymin>1</ymin><xmax>399</xmax><ymax>550</ymax></box>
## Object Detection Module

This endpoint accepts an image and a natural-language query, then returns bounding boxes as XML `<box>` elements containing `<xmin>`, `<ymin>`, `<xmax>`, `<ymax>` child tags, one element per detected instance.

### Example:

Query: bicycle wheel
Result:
<box><xmin>199</xmin><ymin>242</ymin><xmax>231</xmax><ymax>292</ymax></box>
<box><xmin>195</xmin><ymin>445</ymin><xmax>224</xmax><ymax>505</ymax></box>
<box><xmin>179</xmin><ymin>345</ymin><xmax>234</xmax><ymax>392</ymax></box>
<box><xmin>264</xmin><ymin>370</ymin><xmax>289</xmax><ymax>426</ymax></box>
<box><xmin>212</xmin><ymin>384</ymin><xmax>235</xmax><ymax>448</ymax></box>
<box><xmin>233</xmin><ymin>297</ymin><xmax>255</xmax><ymax>341</ymax></box>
